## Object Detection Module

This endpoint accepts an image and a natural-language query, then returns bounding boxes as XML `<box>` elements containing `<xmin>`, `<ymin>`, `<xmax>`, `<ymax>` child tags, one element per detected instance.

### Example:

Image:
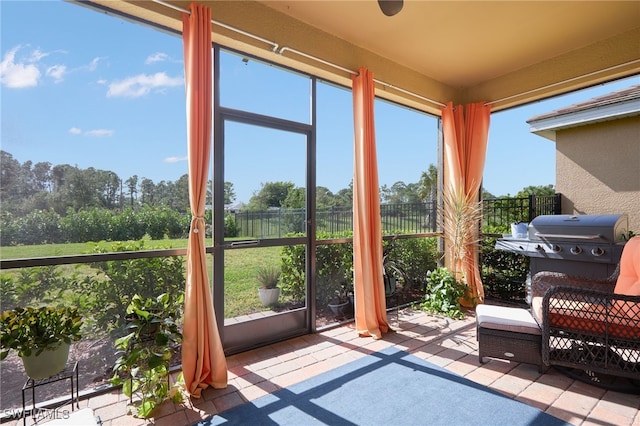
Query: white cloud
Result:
<box><xmin>29</xmin><ymin>48</ymin><xmax>50</xmax><ymax>62</ymax></box>
<box><xmin>107</xmin><ymin>72</ymin><xmax>183</xmax><ymax>98</ymax></box>
<box><xmin>46</xmin><ymin>64</ymin><xmax>67</xmax><ymax>83</ymax></box>
<box><xmin>164</xmin><ymin>156</ymin><xmax>187</xmax><ymax>163</ymax></box>
<box><xmin>1</xmin><ymin>45</ymin><xmax>41</xmax><ymax>88</ymax></box>
<box><xmin>86</xmin><ymin>57</ymin><xmax>102</xmax><ymax>71</ymax></box>
<box><xmin>61</xmin><ymin>56</ymin><xmax>102</xmax><ymax>78</ymax></box>
<box><xmin>85</xmin><ymin>129</ymin><xmax>114</xmax><ymax>137</ymax></box>
<box><xmin>1</xmin><ymin>45</ymin><xmax>101</xmax><ymax>88</ymax></box>
<box><xmin>69</xmin><ymin>127</ymin><xmax>113</xmax><ymax>137</ymax></box>
<box><xmin>145</xmin><ymin>52</ymin><xmax>170</xmax><ymax>64</ymax></box>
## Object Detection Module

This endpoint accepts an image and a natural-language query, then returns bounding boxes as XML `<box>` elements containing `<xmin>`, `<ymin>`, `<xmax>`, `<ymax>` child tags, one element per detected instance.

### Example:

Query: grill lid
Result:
<box><xmin>528</xmin><ymin>214</ymin><xmax>628</xmax><ymax>243</ymax></box>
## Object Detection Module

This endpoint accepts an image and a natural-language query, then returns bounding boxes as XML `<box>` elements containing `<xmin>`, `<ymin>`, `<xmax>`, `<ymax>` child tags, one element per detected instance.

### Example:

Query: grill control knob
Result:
<box><xmin>570</xmin><ymin>246</ymin><xmax>582</xmax><ymax>255</ymax></box>
<box><xmin>552</xmin><ymin>245</ymin><xmax>562</xmax><ymax>253</ymax></box>
<box><xmin>591</xmin><ymin>247</ymin><xmax>605</xmax><ymax>256</ymax></box>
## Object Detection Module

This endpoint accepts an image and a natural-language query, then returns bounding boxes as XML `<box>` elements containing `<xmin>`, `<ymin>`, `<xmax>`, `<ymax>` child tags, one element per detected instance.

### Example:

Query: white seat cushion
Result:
<box><xmin>476</xmin><ymin>304</ymin><xmax>541</xmax><ymax>335</ymax></box>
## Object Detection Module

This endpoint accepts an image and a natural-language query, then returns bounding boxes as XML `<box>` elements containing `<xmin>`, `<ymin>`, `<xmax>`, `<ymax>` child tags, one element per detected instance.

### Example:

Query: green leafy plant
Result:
<box><xmin>110</xmin><ymin>293</ymin><xmax>184</xmax><ymax>419</ymax></box>
<box><xmin>279</xmin><ymin>237</ymin><xmax>307</xmax><ymax>302</ymax></box>
<box><xmin>256</xmin><ymin>265</ymin><xmax>281</xmax><ymax>289</ymax></box>
<box><xmin>324</xmin><ymin>275</ymin><xmax>352</xmax><ymax>305</ymax></box>
<box><xmin>387</xmin><ymin>236</ymin><xmax>438</xmax><ymax>290</ymax></box>
<box><xmin>421</xmin><ymin>267</ymin><xmax>466</xmax><ymax>319</ymax></box>
<box><xmin>480</xmin><ymin>237</ymin><xmax>529</xmax><ymax>302</ymax></box>
<box><xmin>316</xmin><ymin>241</ymin><xmax>353</xmax><ymax>305</ymax></box>
<box><xmin>81</xmin><ymin>240</ymin><xmax>185</xmax><ymax>333</ymax></box>
<box><xmin>224</xmin><ymin>211</ymin><xmax>238</xmax><ymax>237</ymax></box>
<box><xmin>280</xmin><ymin>231</ymin><xmax>354</xmax><ymax>305</ymax></box>
<box><xmin>0</xmin><ymin>305</ymin><xmax>83</xmax><ymax>359</ymax></box>
<box><xmin>382</xmin><ymin>236</ymin><xmax>410</xmax><ymax>289</ymax></box>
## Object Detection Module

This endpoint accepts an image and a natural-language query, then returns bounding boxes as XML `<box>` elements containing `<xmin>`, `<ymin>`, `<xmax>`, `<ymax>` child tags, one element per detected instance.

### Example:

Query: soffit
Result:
<box><xmin>260</xmin><ymin>0</ymin><xmax>639</xmax><ymax>88</ymax></box>
<box><xmin>76</xmin><ymin>0</ymin><xmax>640</xmax><ymax>114</ymax></box>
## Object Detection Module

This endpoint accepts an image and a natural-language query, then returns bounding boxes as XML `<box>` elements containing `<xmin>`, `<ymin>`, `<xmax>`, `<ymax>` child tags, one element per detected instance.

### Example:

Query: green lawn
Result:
<box><xmin>223</xmin><ymin>246</ymin><xmax>294</xmax><ymax>317</ymax></box>
<box><xmin>1</xmin><ymin>238</ymin><xmax>292</xmax><ymax>320</ymax></box>
<box><xmin>0</xmin><ymin>237</ymin><xmax>204</xmax><ymax>259</ymax></box>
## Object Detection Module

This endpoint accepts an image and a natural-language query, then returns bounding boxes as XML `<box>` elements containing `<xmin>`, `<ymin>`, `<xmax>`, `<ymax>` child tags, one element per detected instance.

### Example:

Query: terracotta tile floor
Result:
<box><xmin>11</xmin><ymin>308</ymin><xmax>640</xmax><ymax>426</ymax></box>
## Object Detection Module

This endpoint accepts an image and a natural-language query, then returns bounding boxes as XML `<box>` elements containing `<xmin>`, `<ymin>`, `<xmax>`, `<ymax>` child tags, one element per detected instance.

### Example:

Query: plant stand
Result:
<box><xmin>22</xmin><ymin>361</ymin><xmax>79</xmax><ymax>425</ymax></box>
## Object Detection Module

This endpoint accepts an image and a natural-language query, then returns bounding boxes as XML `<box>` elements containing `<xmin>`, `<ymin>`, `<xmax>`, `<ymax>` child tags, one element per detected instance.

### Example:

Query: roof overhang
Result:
<box><xmin>71</xmin><ymin>0</ymin><xmax>640</xmax><ymax>116</ymax></box>
<box><xmin>528</xmin><ymin>87</ymin><xmax>640</xmax><ymax>141</ymax></box>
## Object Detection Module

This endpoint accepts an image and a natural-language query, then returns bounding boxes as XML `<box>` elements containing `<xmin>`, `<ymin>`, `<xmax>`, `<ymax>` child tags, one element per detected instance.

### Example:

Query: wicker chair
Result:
<box><xmin>530</xmin><ymin>237</ymin><xmax>640</xmax><ymax>381</ymax></box>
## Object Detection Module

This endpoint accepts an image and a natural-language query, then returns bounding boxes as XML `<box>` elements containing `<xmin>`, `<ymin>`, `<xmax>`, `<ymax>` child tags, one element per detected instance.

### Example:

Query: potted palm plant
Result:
<box><xmin>257</xmin><ymin>265</ymin><xmax>281</xmax><ymax>306</ymax></box>
<box><xmin>0</xmin><ymin>306</ymin><xmax>83</xmax><ymax>379</ymax></box>
<box><xmin>440</xmin><ymin>185</ymin><xmax>484</xmax><ymax>307</ymax></box>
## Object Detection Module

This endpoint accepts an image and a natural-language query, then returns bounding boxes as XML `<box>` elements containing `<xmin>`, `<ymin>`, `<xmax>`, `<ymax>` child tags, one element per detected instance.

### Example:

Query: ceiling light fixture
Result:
<box><xmin>377</xmin><ymin>0</ymin><xmax>404</xmax><ymax>17</ymax></box>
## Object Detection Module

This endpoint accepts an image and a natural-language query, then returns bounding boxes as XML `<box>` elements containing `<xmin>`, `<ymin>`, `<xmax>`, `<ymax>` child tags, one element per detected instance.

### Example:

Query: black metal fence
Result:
<box><xmin>483</xmin><ymin>194</ymin><xmax>561</xmax><ymax>230</ymax></box>
<box><xmin>232</xmin><ymin>194</ymin><xmax>561</xmax><ymax>238</ymax></box>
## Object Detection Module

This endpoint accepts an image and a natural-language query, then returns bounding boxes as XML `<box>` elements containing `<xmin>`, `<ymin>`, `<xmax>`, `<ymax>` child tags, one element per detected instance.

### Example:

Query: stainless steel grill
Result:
<box><xmin>495</xmin><ymin>214</ymin><xmax>629</xmax><ymax>303</ymax></box>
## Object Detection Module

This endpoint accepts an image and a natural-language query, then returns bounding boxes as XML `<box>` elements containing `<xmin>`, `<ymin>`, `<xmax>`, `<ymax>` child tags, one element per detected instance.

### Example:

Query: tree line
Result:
<box><xmin>243</xmin><ymin>164</ymin><xmax>440</xmax><ymax>211</ymax></box>
<box><xmin>0</xmin><ymin>150</ymin><xmax>553</xmax><ymax>246</ymax></box>
<box><xmin>1</xmin><ymin>151</ymin><xmax>192</xmax><ymax>216</ymax></box>
<box><xmin>1</xmin><ymin>151</ymin><xmax>443</xmax><ymax>215</ymax></box>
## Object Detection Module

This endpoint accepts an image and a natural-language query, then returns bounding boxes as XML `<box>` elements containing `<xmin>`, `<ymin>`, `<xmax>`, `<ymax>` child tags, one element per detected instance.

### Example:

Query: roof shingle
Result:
<box><xmin>527</xmin><ymin>84</ymin><xmax>640</xmax><ymax>123</ymax></box>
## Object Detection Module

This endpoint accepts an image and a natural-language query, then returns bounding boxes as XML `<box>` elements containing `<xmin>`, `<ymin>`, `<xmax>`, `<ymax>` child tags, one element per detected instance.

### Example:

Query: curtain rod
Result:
<box><xmin>278</xmin><ymin>47</ymin><xmax>447</xmax><ymax>107</ymax></box>
<box><xmin>152</xmin><ymin>0</ymin><xmax>447</xmax><ymax>108</ymax></box>
<box><xmin>153</xmin><ymin>0</ymin><xmax>279</xmax><ymax>51</ymax></box>
<box><xmin>278</xmin><ymin>46</ymin><xmax>355</xmax><ymax>76</ymax></box>
<box><xmin>486</xmin><ymin>59</ymin><xmax>640</xmax><ymax>106</ymax></box>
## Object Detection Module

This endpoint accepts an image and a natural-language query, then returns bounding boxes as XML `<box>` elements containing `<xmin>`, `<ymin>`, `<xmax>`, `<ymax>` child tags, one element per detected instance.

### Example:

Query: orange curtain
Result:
<box><xmin>181</xmin><ymin>2</ymin><xmax>227</xmax><ymax>397</ymax></box>
<box><xmin>352</xmin><ymin>67</ymin><xmax>389</xmax><ymax>339</ymax></box>
<box><xmin>442</xmin><ymin>101</ymin><xmax>491</xmax><ymax>307</ymax></box>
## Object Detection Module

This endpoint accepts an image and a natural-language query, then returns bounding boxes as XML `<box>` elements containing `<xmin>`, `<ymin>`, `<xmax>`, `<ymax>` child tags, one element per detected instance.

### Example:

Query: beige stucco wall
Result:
<box><xmin>555</xmin><ymin>115</ymin><xmax>640</xmax><ymax>234</ymax></box>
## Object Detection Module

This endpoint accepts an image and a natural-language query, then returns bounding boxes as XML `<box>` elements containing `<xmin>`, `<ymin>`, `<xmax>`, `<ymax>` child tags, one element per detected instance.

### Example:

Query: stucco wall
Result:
<box><xmin>555</xmin><ymin>115</ymin><xmax>640</xmax><ymax>234</ymax></box>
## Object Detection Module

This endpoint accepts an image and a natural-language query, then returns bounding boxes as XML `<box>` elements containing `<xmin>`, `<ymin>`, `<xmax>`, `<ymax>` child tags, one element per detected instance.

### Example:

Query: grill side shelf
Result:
<box><xmin>494</xmin><ymin>239</ymin><xmax>532</xmax><ymax>255</ymax></box>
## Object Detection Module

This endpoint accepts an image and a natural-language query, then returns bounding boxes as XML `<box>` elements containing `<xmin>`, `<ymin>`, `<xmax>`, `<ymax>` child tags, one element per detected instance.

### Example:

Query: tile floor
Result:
<box><xmin>9</xmin><ymin>307</ymin><xmax>640</xmax><ymax>426</ymax></box>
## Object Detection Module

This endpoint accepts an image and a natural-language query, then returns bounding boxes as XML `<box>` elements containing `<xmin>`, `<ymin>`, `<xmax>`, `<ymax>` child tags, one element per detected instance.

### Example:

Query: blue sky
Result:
<box><xmin>2</xmin><ymin>0</ymin><xmax>638</xmax><ymax>204</ymax></box>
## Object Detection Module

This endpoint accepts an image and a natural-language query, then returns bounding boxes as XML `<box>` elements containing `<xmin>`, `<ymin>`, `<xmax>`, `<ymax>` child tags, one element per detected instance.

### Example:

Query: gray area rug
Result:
<box><xmin>198</xmin><ymin>346</ymin><xmax>569</xmax><ymax>425</ymax></box>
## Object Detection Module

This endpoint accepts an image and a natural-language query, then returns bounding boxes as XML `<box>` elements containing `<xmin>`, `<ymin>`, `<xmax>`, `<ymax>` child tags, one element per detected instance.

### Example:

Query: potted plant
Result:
<box><xmin>111</xmin><ymin>293</ymin><xmax>183</xmax><ymax>419</ymax></box>
<box><xmin>257</xmin><ymin>265</ymin><xmax>281</xmax><ymax>306</ymax></box>
<box><xmin>421</xmin><ymin>267</ymin><xmax>466</xmax><ymax>319</ymax></box>
<box><xmin>0</xmin><ymin>305</ymin><xmax>83</xmax><ymax>379</ymax></box>
<box><xmin>322</xmin><ymin>269</ymin><xmax>353</xmax><ymax>316</ymax></box>
<box><xmin>382</xmin><ymin>236</ymin><xmax>409</xmax><ymax>299</ymax></box>
<box><xmin>327</xmin><ymin>280</ymin><xmax>353</xmax><ymax>316</ymax></box>
<box><xmin>440</xmin><ymin>185</ymin><xmax>484</xmax><ymax>307</ymax></box>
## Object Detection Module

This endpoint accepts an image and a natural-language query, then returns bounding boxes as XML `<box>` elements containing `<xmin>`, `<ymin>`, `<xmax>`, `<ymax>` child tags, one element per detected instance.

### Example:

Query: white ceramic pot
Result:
<box><xmin>258</xmin><ymin>287</ymin><xmax>280</xmax><ymax>306</ymax></box>
<box><xmin>21</xmin><ymin>342</ymin><xmax>70</xmax><ymax>379</ymax></box>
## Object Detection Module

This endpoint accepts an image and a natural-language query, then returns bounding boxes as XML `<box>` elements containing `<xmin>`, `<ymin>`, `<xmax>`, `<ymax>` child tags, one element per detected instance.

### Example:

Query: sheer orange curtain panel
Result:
<box><xmin>442</xmin><ymin>101</ymin><xmax>491</xmax><ymax>307</ymax></box>
<box><xmin>181</xmin><ymin>1</ymin><xmax>227</xmax><ymax>397</ymax></box>
<box><xmin>352</xmin><ymin>67</ymin><xmax>389</xmax><ymax>339</ymax></box>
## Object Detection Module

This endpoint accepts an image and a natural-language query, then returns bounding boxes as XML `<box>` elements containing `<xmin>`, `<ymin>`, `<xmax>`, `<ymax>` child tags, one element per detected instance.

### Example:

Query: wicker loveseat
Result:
<box><xmin>530</xmin><ymin>237</ymin><xmax>640</xmax><ymax>381</ymax></box>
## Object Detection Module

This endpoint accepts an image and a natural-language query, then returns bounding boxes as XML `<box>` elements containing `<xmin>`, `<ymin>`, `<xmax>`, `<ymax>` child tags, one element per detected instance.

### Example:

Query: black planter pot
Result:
<box><xmin>328</xmin><ymin>300</ymin><xmax>351</xmax><ymax>316</ymax></box>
